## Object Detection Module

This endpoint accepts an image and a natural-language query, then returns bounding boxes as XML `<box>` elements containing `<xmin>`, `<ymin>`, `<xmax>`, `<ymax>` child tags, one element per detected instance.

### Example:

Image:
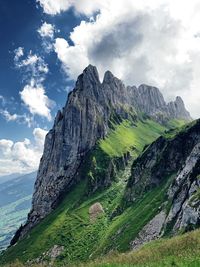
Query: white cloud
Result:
<box><xmin>14</xmin><ymin>49</ymin><xmax>55</xmax><ymax>120</ymax></box>
<box><xmin>38</xmin><ymin>22</ymin><xmax>56</xmax><ymax>52</ymax></box>
<box><xmin>52</xmin><ymin>0</ymin><xmax>200</xmax><ymax>118</ymax></box>
<box><xmin>0</xmin><ymin>110</ymin><xmax>18</xmax><ymax>122</ymax></box>
<box><xmin>14</xmin><ymin>47</ymin><xmax>24</xmax><ymax>61</ymax></box>
<box><xmin>55</xmin><ymin>38</ymin><xmax>89</xmax><ymax>79</ymax></box>
<box><xmin>37</xmin><ymin>0</ymin><xmax>108</xmax><ymax>15</ymax></box>
<box><xmin>0</xmin><ymin>128</ymin><xmax>47</xmax><ymax>176</ymax></box>
<box><xmin>20</xmin><ymin>82</ymin><xmax>55</xmax><ymax>121</ymax></box>
<box><xmin>37</xmin><ymin>0</ymin><xmax>71</xmax><ymax>15</ymax></box>
<box><xmin>0</xmin><ymin>109</ymin><xmax>34</xmax><ymax>127</ymax></box>
<box><xmin>33</xmin><ymin>127</ymin><xmax>48</xmax><ymax>148</ymax></box>
<box><xmin>15</xmin><ymin>51</ymin><xmax>48</xmax><ymax>83</ymax></box>
<box><xmin>38</xmin><ymin>22</ymin><xmax>55</xmax><ymax>38</ymax></box>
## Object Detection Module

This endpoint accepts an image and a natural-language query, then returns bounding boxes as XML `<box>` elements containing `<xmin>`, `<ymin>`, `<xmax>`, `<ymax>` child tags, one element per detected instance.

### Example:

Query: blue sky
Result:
<box><xmin>0</xmin><ymin>0</ymin><xmax>81</xmax><ymax>142</ymax></box>
<box><xmin>0</xmin><ymin>0</ymin><xmax>200</xmax><ymax>176</ymax></box>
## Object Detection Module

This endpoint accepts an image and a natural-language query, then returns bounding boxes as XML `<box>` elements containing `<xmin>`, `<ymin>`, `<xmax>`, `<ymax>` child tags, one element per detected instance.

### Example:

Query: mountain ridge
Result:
<box><xmin>0</xmin><ymin>69</ymin><xmax>200</xmax><ymax>266</ymax></box>
<box><xmin>11</xmin><ymin>65</ymin><xmax>192</xmax><ymax>244</ymax></box>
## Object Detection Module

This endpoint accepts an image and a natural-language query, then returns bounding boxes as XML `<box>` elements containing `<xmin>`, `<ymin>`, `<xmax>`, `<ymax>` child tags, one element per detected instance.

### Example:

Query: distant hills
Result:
<box><xmin>0</xmin><ymin>173</ymin><xmax>21</xmax><ymax>185</ymax></box>
<box><xmin>0</xmin><ymin>172</ymin><xmax>36</xmax><ymax>251</ymax></box>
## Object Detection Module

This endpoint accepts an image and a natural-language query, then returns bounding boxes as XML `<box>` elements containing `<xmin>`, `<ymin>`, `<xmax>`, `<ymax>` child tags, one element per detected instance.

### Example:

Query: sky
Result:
<box><xmin>0</xmin><ymin>0</ymin><xmax>200</xmax><ymax>176</ymax></box>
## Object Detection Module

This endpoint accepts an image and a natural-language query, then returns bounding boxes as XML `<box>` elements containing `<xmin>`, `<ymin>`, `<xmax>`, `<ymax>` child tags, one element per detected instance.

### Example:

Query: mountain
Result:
<box><xmin>13</xmin><ymin>65</ymin><xmax>191</xmax><ymax>242</ymax></box>
<box><xmin>0</xmin><ymin>65</ymin><xmax>197</xmax><ymax>266</ymax></box>
<box><xmin>0</xmin><ymin>172</ymin><xmax>36</xmax><ymax>252</ymax></box>
<box><xmin>0</xmin><ymin>173</ymin><xmax>21</xmax><ymax>185</ymax></box>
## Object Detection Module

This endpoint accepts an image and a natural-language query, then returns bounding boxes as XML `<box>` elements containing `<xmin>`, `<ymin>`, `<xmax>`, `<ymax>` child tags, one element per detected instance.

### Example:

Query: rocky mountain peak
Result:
<box><xmin>83</xmin><ymin>64</ymin><xmax>99</xmax><ymax>80</ymax></box>
<box><xmin>12</xmin><ymin>65</ymin><xmax>192</xmax><ymax>244</ymax></box>
<box><xmin>168</xmin><ymin>96</ymin><xmax>191</xmax><ymax>121</ymax></box>
<box><xmin>103</xmin><ymin>70</ymin><xmax>115</xmax><ymax>84</ymax></box>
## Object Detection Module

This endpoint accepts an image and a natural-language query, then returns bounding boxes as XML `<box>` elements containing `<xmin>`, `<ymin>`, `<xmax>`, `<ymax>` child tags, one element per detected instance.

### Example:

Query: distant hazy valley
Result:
<box><xmin>0</xmin><ymin>172</ymin><xmax>36</xmax><ymax>251</ymax></box>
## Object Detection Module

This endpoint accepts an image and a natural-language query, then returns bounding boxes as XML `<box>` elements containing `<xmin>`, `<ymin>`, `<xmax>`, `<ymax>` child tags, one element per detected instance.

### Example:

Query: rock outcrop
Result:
<box><xmin>125</xmin><ymin>119</ymin><xmax>200</xmax><ymax>233</ymax></box>
<box><xmin>12</xmin><ymin>65</ymin><xmax>192</xmax><ymax>243</ymax></box>
<box><xmin>131</xmin><ymin>211</ymin><xmax>166</xmax><ymax>250</ymax></box>
<box><xmin>128</xmin><ymin>84</ymin><xmax>192</xmax><ymax>122</ymax></box>
<box><xmin>89</xmin><ymin>202</ymin><xmax>104</xmax><ymax>222</ymax></box>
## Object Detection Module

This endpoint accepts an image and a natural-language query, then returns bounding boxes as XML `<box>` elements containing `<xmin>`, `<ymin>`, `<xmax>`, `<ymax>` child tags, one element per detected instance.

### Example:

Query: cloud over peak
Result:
<box><xmin>49</xmin><ymin>0</ymin><xmax>200</xmax><ymax>118</ymax></box>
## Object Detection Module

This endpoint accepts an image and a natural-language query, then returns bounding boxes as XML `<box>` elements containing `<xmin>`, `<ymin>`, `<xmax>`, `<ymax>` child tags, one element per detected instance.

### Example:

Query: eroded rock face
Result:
<box><xmin>168</xmin><ymin>96</ymin><xmax>191</xmax><ymax>121</ymax></box>
<box><xmin>12</xmin><ymin>65</ymin><xmax>192</xmax><ymax>243</ymax></box>
<box><xmin>165</xmin><ymin>143</ymin><xmax>200</xmax><ymax>233</ymax></box>
<box><xmin>27</xmin><ymin>245</ymin><xmax>64</xmax><ymax>265</ymax></box>
<box><xmin>126</xmin><ymin>120</ymin><xmax>200</xmax><ymax>233</ymax></box>
<box><xmin>131</xmin><ymin>211</ymin><xmax>166</xmax><ymax>250</ymax></box>
<box><xmin>128</xmin><ymin>85</ymin><xmax>192</xmax><ymax>123</ymax></box>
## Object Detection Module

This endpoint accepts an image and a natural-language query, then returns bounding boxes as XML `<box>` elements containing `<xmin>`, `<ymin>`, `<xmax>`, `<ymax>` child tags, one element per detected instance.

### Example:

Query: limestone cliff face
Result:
<box><xmin>128</xmin><ymin>84</ymin><xmax>192</xmax><ymax>122</ymax></box>
<box><xmin>168</xmin><ymin>96</ymin><xmax>191</xmax><ymax>121</ymax></box>
<box><xmin>125</xmin><ymin>119</ymin><xmax>200</xmax><ymax>233</ymax></box>
<box><xmin>13</xmin><ymin>65</ymin><xmax>192</xmax><ymax>242</ymax></box>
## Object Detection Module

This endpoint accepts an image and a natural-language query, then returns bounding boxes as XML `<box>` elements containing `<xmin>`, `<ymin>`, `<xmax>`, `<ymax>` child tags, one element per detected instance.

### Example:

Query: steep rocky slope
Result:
<box><xmin>1</xmin><ymin>65</ymin><xmax>195</xmax><ymax>266</ymax></box>
<box><xmin>13</xmin><ymin>65</ymin><xmax>191</xmax><ymax>243</ymax></box>
<box><xmin>125</xmin><ymin>120</ymin><xmax>200</xmax><ymax>241</ymax></box>
<box><xmin>1</xmin><ymin>116</ymin><xmax>200</xmax><ymax>266</ymax></box>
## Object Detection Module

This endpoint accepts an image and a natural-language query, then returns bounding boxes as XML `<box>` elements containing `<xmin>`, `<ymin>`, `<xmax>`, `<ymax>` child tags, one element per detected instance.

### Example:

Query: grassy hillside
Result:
<box><xmin>0</xmin><ymin>175</ymin><xmax>173</xmax><ymax>266</ymax></box>
<box><xmin>99</xmin><ymin>119</ymin><xmax>166</xmax><ymax>157</ymax></box>
<box><xmin>2</xmin><ymin>228</ymin><xmax>200</xmax><ymax>267</ymax></box>
<box><xmin>0</xmin><ymin>118</ymin><xmax>187</xmax><ymax>266</ymax></box>
<box><xmin>77</xmin><ymin>228</ymin><xmax>200</xmax><ymax>267</ymax></box>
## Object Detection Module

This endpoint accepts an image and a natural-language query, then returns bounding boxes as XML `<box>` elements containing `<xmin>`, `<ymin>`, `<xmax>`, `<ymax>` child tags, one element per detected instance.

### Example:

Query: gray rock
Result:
<box><xmin>131</xmin><ymin>211</ymin><xmax>166</xmax><ymax>250</ymax></box>
<box><xmin>168</xmin><ymin>96</ymin><xmax>192</xmax><ymax>121</ymax></box>
<box><xmin>166</xmin><ymin>143</ymin><xmax>200</xmax><ymax>232</ymax></box>
<box><xmin>89</xmin><ymin>202</ymin><xmax>104</xmax><ymax>222</ymax></box>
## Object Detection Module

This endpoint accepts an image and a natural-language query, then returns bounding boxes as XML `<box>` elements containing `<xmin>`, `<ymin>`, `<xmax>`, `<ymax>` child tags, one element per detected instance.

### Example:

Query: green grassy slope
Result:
<box><xmin>99</xmin><ymin>119</ymin><xmax>166</xmax><ymax>157</ymax></box>
<box><xmin>76</xmin><ymin>228</ymin><xmax>200</xmax><ymax>267</ymax></box>
<box><xmin>0</xmin><ymin>118</ymin><xmax>186</xmax><ymax>266</ymax></box>
<box><xmin>0</xmin><ymin>175</ymin><xmax>173</xmax><ymax>266</ymax></box>
<box><xmin>2</xmin><ymin>223</ymin><xmax>200</xmax><ymax>267</ymax></box>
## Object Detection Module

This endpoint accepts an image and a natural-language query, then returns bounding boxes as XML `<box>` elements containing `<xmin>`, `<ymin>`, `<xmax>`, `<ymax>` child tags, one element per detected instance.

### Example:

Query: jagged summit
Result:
<box><xmin>103</xmin><ymin>70</ymin><xmax>116</xmax><ymax>83</ymax></box>
<box><xmin>76</xmin><ymin>65</ymin><xmax>192</xmax><ymax>121</ymax></box>
<box><xmin>82</xmin><ymin>64</ymin><xmax>100</xmax><ymax>81</ymax></box>
<box><xmin>11</xmin><ymin>65</ymin><xmax>192</xmax><ymax>244</ymax></box>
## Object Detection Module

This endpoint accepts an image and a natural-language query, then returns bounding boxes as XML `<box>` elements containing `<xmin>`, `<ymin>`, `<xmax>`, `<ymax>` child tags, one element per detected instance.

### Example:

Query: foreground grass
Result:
<box><xmin>76</xmin><ymin>229</ymin><xmax>200</xmax><ymax>267</ymax></box>
<box><xmin>2</xmin><ymin>229</ymin><xmax>200</xmax><ymax>267</ymax></box>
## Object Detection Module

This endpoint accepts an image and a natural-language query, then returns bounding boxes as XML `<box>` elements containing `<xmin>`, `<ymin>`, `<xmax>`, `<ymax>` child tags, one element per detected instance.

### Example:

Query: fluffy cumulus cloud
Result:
<box><xmin>20</xmin><ymin>82</ymin><xmax>55</xmax><ymax>121</ymax></box>
<box><xmin>14</xmin><ymin>49</ymin><xmax>55</xmax><ymax>120</ymax></box>
<box><xmin>0</xmin><ymin>128</ymin><xmax>47</xmax><ymax>176</ymax></box>
<box><xmin>37</xmin><ymin>0</ymin><xmax>105</xmax><ymax>16</ymax></box>
<box><xmin>38</xmin><ymin>22</ymin><xmax>55</xmax><ymax>38</ymax></box>
<box><xmin>37</xmin><ymin>0</ymin><xmax>71</xmax><ymax>15</ymax></box>
<box><xmin>43</xmin><ymin>0</ymin><xmax>200</xmax><ymax>118</ymax></box>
